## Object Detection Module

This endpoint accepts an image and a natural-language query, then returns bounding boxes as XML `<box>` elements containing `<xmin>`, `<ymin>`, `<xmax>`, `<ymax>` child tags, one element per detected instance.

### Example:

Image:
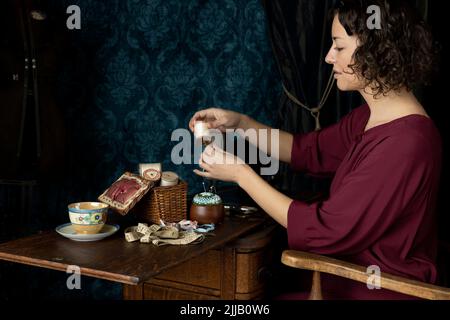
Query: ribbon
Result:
<box><xmin>124</xmin><ymin>223</ymin><xmax>205</xmax><ymax>246</ymax></box>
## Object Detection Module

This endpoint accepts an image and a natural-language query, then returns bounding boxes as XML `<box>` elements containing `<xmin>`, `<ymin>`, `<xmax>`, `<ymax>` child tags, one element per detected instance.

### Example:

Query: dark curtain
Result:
<box><xmin>261</xmin><ymin>0</ymin><xmax>363</xmax><ymax>201</ymax></box>
<box><xmin>0</xmin><ymin>0</ymin><xmax>67</xmax><ymax>180</ymax></box>
<box><xmin>426</xmin><ymin>2</ymin><xmax>450</xmax><ymax>245</ymax></box>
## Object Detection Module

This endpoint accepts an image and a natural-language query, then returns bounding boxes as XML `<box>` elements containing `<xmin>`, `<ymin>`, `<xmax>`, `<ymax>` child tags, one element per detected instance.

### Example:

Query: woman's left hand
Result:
<box><xmin>193</xmin><ymin>144</ymin><xmax>249</xmax><ymax>183</ymax></box>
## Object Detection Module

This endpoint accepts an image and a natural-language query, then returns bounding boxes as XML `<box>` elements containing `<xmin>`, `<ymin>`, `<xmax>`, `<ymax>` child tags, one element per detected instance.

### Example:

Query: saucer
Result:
<box><xmin>55</xmin><ymin>223</ymin><xmax>120</xmax><ymax>242</ymax></box>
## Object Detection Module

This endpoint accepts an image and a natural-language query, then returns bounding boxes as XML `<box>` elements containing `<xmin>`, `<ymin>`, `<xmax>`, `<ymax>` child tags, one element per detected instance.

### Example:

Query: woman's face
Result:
<box><xmin>325</xmin><ymin>15</ymin><xmax>363</xmax><ymax>91</ymax></box>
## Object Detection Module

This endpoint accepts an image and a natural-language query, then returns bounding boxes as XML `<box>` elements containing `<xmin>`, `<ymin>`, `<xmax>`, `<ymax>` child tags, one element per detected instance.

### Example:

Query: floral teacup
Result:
<box><xmin>68</xmin><ymin>202</ymin><xmax>108</xmax><ymax>234</ymax></box>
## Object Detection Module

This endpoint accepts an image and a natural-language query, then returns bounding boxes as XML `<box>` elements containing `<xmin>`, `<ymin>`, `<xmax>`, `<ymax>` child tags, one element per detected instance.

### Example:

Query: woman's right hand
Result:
<box><xmin>188</xmin><ymin>108</ymin><xmax>243</xmax><ymax>133</ymax></box>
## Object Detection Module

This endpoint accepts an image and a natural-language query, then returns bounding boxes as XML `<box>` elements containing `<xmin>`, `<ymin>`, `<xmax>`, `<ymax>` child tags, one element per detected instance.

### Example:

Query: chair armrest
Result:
<box><xmin>282</xmin><ymin>250</ymin><xmax>450</xmax><ymax>300</ymax></box>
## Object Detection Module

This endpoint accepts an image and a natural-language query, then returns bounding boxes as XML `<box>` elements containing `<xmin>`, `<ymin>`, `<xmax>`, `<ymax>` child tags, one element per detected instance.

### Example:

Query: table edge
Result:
<box><xmin>0</xmin><ymin>252</ymin><xmax>139</xmax><ymax>285</ymax></box>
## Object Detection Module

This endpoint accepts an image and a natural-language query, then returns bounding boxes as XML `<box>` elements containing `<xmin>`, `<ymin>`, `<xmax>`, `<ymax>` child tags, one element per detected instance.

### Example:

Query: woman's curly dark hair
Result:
<box><xmin>333</xmin><ymin>0</ymin><xmax>440</xmax><ymax>97</ymax></box>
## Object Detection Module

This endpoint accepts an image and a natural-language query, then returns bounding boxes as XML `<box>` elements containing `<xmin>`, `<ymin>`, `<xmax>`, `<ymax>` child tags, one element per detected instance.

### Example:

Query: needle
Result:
<box><xmin>201</xmin><ymin>136</ymin><xmax>212</xmax><ymax>193</ymax></box>
<box><xmin>202</xmin><ymin>179</ymin><xmax>207</xmax><ymax>192</ymax></box>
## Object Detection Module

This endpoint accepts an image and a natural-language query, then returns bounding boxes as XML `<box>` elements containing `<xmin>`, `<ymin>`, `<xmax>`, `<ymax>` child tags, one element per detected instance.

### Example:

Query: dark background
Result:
<box><xmin>0</xmin><ymin>0</ymin><xmax>448</xmax><ymax>300</ymax></box>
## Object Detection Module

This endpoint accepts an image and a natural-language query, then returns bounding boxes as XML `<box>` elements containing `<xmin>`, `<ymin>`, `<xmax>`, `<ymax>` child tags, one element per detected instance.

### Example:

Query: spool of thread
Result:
<box><xmin>160</xmin><ymin>171</ymin><xmax>179</xmax><ymax>187</ymax></box>
<box><xmin>194</xmin><ymin>121</ymin><xmax>210</xmax><ymax>139</ymax></box>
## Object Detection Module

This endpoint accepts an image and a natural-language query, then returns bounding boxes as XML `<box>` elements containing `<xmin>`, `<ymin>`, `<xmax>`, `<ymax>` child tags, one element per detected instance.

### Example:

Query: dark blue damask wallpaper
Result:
<box><xmin>32</xmin><ymin>0</ymin><xmax>281</xmax><ymax>299</ymax></box>
<box><xmin>53</xmin><ymin>0</ymin><xmax>280</xmax><ymax>200</ymax></box>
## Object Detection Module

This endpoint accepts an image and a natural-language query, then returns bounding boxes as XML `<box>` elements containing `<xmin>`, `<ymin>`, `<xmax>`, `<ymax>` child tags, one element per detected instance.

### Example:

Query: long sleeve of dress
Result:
<box><xmin>287</xmin><ymin>132</ymin><xmax>436</xmax><ymax>257</ymax></box>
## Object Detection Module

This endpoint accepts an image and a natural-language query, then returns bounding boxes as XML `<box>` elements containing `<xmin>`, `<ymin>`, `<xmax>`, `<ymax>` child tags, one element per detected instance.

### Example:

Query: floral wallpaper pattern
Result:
<box><xmin>51</xmin><ymin>0</ymin><xmax>280</xmax><ymax>200</ymax></box>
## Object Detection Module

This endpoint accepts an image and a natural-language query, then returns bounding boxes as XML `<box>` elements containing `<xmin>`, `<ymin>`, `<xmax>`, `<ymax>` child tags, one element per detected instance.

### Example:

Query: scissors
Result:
<box><xmin>223</xmin><ymin>204</ymin><xmax>259</xmax><ymax>217</ymax></box>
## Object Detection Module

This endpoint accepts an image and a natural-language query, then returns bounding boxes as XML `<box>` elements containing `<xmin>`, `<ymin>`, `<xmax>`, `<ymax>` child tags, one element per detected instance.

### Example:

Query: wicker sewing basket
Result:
<box><xmin>135</xmin><ymin>180</ymin><xmax>187</xmax><ymax>224</ymax></box>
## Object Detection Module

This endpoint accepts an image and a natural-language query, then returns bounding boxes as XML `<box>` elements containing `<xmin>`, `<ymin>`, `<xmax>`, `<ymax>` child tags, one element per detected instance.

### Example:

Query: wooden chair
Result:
<box><xmin>281</xmin><ymin>250</ymin><xmax>450</xmax><ymax>300</ymax></box>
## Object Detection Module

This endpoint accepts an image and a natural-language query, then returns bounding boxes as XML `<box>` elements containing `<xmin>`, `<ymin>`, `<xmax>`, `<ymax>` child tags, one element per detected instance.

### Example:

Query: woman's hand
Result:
<box><xmin>193</xmin><ymin>144</ymin><xmax>250</xmax><ymax>183</ymax></box>
<box><xmin>194</xmin><ymin>144</ymin><xmax>293</xmax><ymax>228</ymax></box>
<box><xmin>189</xmin><ymin>108</ymin><xmax>243</xmax><ymax>133</ymax></box>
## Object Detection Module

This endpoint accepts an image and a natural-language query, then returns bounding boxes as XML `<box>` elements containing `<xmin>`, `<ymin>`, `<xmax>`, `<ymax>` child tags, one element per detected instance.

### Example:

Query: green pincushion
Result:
<box><xmin>192</xmin><ymin>192</ymin><xmax>222</xmax><ymax>206</ymax></box>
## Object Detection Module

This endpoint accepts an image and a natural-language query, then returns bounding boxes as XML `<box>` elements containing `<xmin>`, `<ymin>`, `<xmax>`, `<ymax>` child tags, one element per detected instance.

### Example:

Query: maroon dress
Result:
<box><xmin>287</xmin><ymin>103</ymin><xmax>442</xmax><ymax>299</ymax></box>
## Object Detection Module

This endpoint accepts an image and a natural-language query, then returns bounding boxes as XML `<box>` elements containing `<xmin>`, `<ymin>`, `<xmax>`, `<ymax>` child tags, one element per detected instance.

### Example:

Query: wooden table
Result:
<box><xmin>0</xmin><ymin>216</ymin><xmax>267</xmax><ymax>297</ymax></box>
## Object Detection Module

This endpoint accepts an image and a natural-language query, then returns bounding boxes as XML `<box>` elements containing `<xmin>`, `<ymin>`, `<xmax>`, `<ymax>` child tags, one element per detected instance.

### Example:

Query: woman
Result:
<box><xmin>189</xmin><ymin>0</ymin><xmax>441</xmax><ymax>299</ymax></box>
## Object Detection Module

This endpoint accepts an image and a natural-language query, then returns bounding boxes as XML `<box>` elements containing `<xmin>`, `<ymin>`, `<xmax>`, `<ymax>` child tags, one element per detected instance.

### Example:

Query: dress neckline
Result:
<box><xmin>361</xmin><ymin>104</ymin><xmax>431</xmax><ymax>135</ymax></box>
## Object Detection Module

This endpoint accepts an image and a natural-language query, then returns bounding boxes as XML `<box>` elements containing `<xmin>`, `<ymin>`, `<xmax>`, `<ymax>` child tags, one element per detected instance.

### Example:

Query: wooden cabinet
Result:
<box><xmin>124</xmin><ymin>222</ymin><xmax>280</xmax><ymax>300</ymax></box>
